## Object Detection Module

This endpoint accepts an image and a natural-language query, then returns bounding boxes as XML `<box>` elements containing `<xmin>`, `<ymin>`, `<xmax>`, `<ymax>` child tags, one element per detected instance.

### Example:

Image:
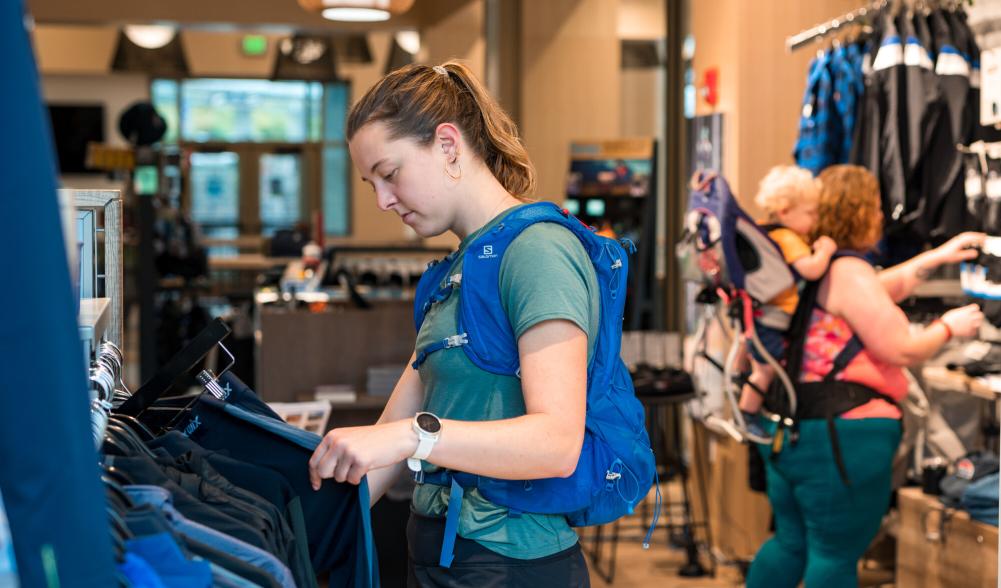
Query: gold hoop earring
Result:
<box><xmin>445</xmin><ymin>160</ymin><xmax>462</xmax><ymax>181</ymax></box>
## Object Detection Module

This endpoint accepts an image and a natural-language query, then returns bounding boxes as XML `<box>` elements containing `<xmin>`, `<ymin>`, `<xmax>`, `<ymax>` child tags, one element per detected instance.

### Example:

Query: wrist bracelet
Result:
<box><xmin>932</xmin><ymin>318</ymin><xmax>952</xmax><ymax>342</ymax></box>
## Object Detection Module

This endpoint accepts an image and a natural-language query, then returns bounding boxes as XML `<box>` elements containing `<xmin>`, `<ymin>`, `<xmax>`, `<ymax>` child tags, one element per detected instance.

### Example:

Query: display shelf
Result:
<box><xmin>65</xmin><ymin>189</ymin><xmax>123</xmax><ymax>350</ymax></box>
<box><xmin>921</xmin><ymin>365</ymin><xmax>998</xmax><ymax>401</ymax></box>
<box><xmin>912</xmin><ymin>279</ymin><xmax>964</xmax><ymax>299</ymax></box>
<box><xmin>255</xmin><ymin>287</ymin><xmax>416</xmax><ymax>305</ymax></box>
<box><xmin>78</xmin><ymin>297</ymin><xmax>111</xmax><ymax>354</ymax></box>
<box><xmin>295</xmin><ymin>393</ymin><xmax>389</xmax><ymax>411</ymax></box>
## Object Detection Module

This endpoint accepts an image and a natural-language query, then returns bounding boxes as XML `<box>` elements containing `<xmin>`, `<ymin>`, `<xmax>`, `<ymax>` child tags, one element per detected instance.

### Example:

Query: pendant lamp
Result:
<box><xmin>297</xmin><ymin>0</ymin><xmax>416</xmax><ymax>23</ymax></box>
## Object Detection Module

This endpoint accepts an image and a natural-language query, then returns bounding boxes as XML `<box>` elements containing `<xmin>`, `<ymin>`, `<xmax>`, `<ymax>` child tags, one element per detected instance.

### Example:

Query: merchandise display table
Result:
<box><xmin>896</xmin><ymin>487</ymin><xmax>998</xmax><ymax>588</ymax></box>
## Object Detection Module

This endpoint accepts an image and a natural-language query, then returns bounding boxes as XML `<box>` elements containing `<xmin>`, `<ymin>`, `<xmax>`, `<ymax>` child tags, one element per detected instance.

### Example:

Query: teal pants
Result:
<box><xmin>746</xmin><ymin>418</ymin><xmax>902</xmax><ymax>588</ymax></box>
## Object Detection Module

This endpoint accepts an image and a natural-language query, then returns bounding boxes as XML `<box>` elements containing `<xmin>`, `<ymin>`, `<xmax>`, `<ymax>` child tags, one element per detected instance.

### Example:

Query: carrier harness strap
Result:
<box><xmin>820</xmin><ymin>335</ymin><xmax>864</xmax><ymax>487</ymax></box>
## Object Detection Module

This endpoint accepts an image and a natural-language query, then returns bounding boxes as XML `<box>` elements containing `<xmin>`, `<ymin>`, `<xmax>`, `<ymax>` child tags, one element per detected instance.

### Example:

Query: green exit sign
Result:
<box><xmin>242</xmin><ymin>35</ymin><xmax>267</xmax><ymax>56</ymax></box>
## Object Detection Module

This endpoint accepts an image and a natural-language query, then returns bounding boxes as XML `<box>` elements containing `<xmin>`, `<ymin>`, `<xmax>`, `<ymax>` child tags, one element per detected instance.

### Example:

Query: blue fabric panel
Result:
<box><xmin>0</xmin><ymin>1</ymin><xmax>116</xmax><ymax>586</ymax></box>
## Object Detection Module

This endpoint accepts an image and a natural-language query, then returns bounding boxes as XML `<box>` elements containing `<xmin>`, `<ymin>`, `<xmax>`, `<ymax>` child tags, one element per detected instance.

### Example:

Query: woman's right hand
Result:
<box><xmin>929</xmin><ymin>232</ymin><xmax>986</xmax><ymax>267</ymax></box>
<box><xmin>941</xmin><ymin>303</ymin><xmax>985</xmax><ymax>339</ymax></box>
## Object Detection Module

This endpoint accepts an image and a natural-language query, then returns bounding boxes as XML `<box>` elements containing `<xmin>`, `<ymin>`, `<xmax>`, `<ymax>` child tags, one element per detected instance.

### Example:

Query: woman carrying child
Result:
<box><xmin>746</xmin><ymin>164</ymin><xmax>984</xmax><ymax>588</ymax></box>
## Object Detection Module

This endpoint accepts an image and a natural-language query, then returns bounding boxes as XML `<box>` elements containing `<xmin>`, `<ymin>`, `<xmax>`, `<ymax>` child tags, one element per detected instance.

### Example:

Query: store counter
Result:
<box><xmin>897</xmin><ymin>486</ymin><xmax>998</xmax><ymax>588</ymax></box>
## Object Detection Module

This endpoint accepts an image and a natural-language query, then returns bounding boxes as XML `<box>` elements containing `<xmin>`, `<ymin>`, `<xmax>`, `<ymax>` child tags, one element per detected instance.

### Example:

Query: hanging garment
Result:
<box><xmin>162</xmin><ymin>374</ymin><xmax>379</xmax><ymax>588</ymax></box>
<box><xmin>108</xmin><ymin>453</ymin><xmax>275</xmax><ymax>553</ymax></box>
<box><xmin>830</xmin><ymin>46</ymin><xmax>864</xmax><ymax>163</ymax></box>
<box><xmin>123</xmin><ymin>504</ymin><xmax>284</xmax><ymax>588</ymax></box>
<box><xmin>866</xmin><ymin>15</ymin><xmax>911</xmax><ymax>229</ymax></box>
<box><xmin>917</xmin><ymin>9</ymin><xmax>973</xmax><ymax>242</ymax></box>
<box><xmin>125</xmin><ymin>485</ymin><xmax>295</xmax><ymax>588</ymax></box>
<box><xmin>953</xmin><ymin>9</ymin><xmax>1001</xmax><ymax>144</ymax></box>
<box><xmin>852</xmin><ymin>35</ymin><xmax>885</xmax><ymax>181</ymax></box>
<box><xmin>149</xmin><ymin>431</ymin><xmax>317</xmax><ymax>588</ymax></box>
<box><xmin>125</xmin><ymin>533</ymin><xmax>213</xmax><ymax>588</ymax></box>
<box><xmin>0</xmin><ymin>0</ymin><xmax>116</xmax><ymax>584</ymax></box>
<box><xmin>898</xmin><ymin>12</ymin><xmax>945</xmax><ymax>240</ymax></box>
<box><xmin>117</xmin><ymin>552</ymin><xmax>168</xmax><ymax>588</ymax></box>
<box><xmin>795</xmin><ymin>51</ymin><xmax>838</xmax><ymax>175</ymax></box>
<box><xmin>146</xmin><ymin>447</ymin><xmax>300</xmax><ymax>569</ymax></box>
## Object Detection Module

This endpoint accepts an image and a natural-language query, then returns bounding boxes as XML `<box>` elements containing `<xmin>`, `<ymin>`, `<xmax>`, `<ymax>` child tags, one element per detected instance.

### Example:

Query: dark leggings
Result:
<box><xmin>406</xmin><ymin>511</ymin><xmax>590</xmax><ymax>588</ymax></box>
<box><xmin>746</xmin><ymin>418</ymin><xmax>902</xmax><ymax>588</ymax></box>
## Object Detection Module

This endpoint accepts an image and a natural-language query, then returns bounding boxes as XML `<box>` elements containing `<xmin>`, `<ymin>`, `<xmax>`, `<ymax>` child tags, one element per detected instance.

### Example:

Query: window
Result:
<box><xmin>151</xmin><ymin>78</ymin><xmax>351</xmax><ymax>238</ymax></box>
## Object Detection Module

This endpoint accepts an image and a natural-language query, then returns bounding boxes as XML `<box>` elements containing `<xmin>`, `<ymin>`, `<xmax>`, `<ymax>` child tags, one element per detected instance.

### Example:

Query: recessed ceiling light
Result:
<box><xmin>123</xmin><ymin>24</ymin><xmax>177</xmax><ymax>49</ymax></box>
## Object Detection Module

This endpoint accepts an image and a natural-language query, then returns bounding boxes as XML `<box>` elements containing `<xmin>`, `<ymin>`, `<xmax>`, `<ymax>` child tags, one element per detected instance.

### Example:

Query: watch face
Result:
<box><xmin>416</xmin><ymin>412</ymin><xmax>441</xmax><ymax>434</ymax></box>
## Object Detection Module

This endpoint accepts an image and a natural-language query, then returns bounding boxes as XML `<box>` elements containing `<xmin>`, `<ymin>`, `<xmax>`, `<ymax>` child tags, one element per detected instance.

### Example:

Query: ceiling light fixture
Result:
<box><xmin>322</xmin><ymin>8</ymin><xmax>391</xmax><ymax>22</ymax></box>
<box><xmin>123</xmin><ymin>24</ymin><xmax>177</xmax><ymax>50</ymax></box>
<box><xmin>394</xmin><ymin>30</ymin><xmax>420</xmax><ymax>55</ymax></box>
<box><xmin>297</xmin><ymin>0</ymin><xmax>415</xmax><ymax>23</ymax></box>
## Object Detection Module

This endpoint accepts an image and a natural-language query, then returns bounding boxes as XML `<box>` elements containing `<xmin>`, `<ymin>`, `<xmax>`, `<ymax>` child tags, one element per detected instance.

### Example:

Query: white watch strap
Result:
<box><xmin>412</xmin><ymin>435</ymin><xmax>434</xmax><ymax>460</ymax></box>
<box><xmin>406</xmin><ymin>457</ymin><xmax>422</xmax><ymax>472</ymax></box>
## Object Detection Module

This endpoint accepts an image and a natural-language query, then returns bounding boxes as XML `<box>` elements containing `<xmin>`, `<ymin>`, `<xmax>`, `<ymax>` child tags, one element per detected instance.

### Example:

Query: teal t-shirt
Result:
<box><xmin>411</xmin><ymin>203</ymin><xmax>600</xmax><ymax>560</ymax></box>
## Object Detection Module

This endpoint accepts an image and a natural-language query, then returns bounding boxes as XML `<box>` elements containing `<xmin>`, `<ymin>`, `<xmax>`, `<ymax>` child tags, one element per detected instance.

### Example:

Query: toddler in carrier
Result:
<box><xmin>739</xmin><ymin>166</ymin><xmax>838</xmax><ymax>434</ymax></box>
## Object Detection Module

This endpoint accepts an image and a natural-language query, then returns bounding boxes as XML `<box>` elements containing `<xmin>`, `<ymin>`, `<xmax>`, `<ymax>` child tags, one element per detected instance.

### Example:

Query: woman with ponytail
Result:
<box><xmin>308</xmin><ymin>61</ymin><xmax>594</xmax><ymax>586</ymax></box>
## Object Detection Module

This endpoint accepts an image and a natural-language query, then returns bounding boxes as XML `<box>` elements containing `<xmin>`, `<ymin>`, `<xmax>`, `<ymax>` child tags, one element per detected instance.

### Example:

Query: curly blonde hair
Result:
<box><xmin>813</xmin><ymin>165</ymin><xmax>883</xmax><ymax>251</ymax></box>
<box><xmin>753</xmin><ymin>165</ymin><xmax>819</xmax><ymax>217</ymax></box>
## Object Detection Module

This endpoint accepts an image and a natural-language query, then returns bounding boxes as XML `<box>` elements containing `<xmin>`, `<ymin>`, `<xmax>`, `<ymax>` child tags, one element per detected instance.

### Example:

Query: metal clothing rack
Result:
<box><xmin>785</xmin><ymin>0</ymin><xmax>889</xmax><ymax>52</ymax></box>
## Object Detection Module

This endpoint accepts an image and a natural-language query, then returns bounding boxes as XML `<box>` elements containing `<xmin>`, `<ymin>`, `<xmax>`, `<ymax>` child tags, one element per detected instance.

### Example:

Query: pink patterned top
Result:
<box><xmin>800</xmin><ymin>307</ymin><xmax>908</xmax><ymax>419</ymax></box>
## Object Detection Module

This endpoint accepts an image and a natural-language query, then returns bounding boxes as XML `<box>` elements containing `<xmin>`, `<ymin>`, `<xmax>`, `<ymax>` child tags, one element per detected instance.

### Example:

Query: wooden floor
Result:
<box><xmin>583</xmin><ymin>533</ymin><xmax>743</xmax><ymax>588</ymax></box>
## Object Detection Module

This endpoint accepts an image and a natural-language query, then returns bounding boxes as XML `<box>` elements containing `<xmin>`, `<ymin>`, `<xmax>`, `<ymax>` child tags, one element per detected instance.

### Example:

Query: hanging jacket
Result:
<box><xmin>795</xmin><ymin>51</ymin><xmax>838</xmax><ymax>175</ymax></box>
<box><xmin>869</xmin><ymin>15</ymin><xmax>910</xmax><ymax>230</ymax></box>
<box><xmin>831</xmin><ymin>46</ymin><xmax>864</xmax><ymax>163</ymax></box>
<box><xmin>918</xmin><ymin>9</ymin><xmax>973</xmax><ymax>242</ymax></box>
<box><xmin>852</xmin><ymin>32</ymin><xmax>884</xmax><ymax>181</ymax></box>
<box><xmin>900</xmin><ymin>12</ymin><xmax>946</xmax><ymax>241</ymax></box>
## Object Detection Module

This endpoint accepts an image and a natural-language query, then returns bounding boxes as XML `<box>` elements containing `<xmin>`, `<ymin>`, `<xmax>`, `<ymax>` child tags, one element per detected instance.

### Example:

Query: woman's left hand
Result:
<box><xmin>930</xmin><ymin>232</ymin><xmax>986</xmax><ymax>267</ymax></box>
<box><xmin>308</xmin><ymin>419</ymin><xmax>416</xmax><ymax>489</ymax></box>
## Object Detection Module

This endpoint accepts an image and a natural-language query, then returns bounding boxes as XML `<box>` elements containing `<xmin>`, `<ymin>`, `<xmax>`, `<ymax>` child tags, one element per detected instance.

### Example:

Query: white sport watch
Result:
<box><xmin>407</xmin><ymin>412</ymin><xmax>442</xmax><ymax>472</ymax></box>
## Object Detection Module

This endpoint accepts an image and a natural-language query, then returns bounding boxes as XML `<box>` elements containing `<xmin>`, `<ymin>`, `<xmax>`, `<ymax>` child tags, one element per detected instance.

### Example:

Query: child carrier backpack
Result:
<box><xmin>676</xmin><ymin>172</ymin><xmax>799</xmax><ymax>444</ymax></box>
<box><xmin>411</xmin><ymin>201</ymin><xmax>658</xmax><ymax>567</ymax></box>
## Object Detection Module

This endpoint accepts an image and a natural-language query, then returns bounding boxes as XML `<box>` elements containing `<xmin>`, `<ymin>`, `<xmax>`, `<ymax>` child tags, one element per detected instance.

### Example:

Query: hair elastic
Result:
<box><xmin>432</xmin><ymin>65</ymin><xmax>449</xmax><ymax>77</ymax></box>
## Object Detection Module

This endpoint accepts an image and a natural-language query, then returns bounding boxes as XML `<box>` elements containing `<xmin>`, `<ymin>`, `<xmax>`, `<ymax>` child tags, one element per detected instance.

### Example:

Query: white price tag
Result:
<box><xmin>981</xmin><ymin>47</ymin><xmax>1001</xmax><ymax>126</ymax></box>
<box><xmin>966</xmin><ymin>173</ymin><xmax>984</xmax><ymax>198</ymax></box>
<box><xmin>986</xmin><ymin>175</ymin><xmax>1001</xmax><ymax>200</ymax></box>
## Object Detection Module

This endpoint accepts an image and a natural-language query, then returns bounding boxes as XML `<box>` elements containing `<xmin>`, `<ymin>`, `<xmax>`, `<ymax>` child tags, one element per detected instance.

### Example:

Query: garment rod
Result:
<box><xmin>786</xmin><ymin>1</ymin><xmax>888</xmax><ymax>53</ymax></box>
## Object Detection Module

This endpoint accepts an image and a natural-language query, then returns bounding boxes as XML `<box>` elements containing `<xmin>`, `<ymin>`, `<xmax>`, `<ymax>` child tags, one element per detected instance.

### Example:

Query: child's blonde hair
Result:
<box><xmin>754</xmin><ymin>165</ymin><xmax>819</xmax><ymax>216</ymax></box>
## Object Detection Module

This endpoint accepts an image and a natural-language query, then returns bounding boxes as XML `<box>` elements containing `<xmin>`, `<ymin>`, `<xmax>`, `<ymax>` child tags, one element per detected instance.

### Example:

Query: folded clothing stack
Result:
<box><xmin>940</xmin><ymin>451</ymin><xmax>1000</xmax><ymax>526</ymax></box>
<box><xmin>961</xmin><ymin>473</ymin><xmax>999</xmax><ymax>527</ymax></box>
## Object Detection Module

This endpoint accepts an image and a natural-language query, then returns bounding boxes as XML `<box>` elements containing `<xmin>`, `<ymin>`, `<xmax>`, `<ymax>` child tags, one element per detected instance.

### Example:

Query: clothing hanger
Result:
<box><xmin>108</xmin><ymin>414</ymin><xmax>155</xmax><ymax>443</ymax></box>
<box><xmin>105</xmin><ymin>422</ymin><xmax>158</xmax><ymax>460</ymax></box>
<box><xmin>106</xmin><ymin>505</ymin><xmax>133</xmax><ymax>540</ymax></box>
<box><xmin>101</xmin><ymin>462</ymin><xmax>136</xmax><ymax>487</ymax></box>
<box><xmin>116</xmin><ymin>318</ymin><xmax>231</xmax><ymax>418</ymax></box>
<box><xmin>155</xmin><ymin>344</ymin><xmax>238</xmax><ymax>436</ymax></box>
<box><xmin>102</xmin><ymin>433</ymin><xmax>132</xmax><ymax>457</ymax></box>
